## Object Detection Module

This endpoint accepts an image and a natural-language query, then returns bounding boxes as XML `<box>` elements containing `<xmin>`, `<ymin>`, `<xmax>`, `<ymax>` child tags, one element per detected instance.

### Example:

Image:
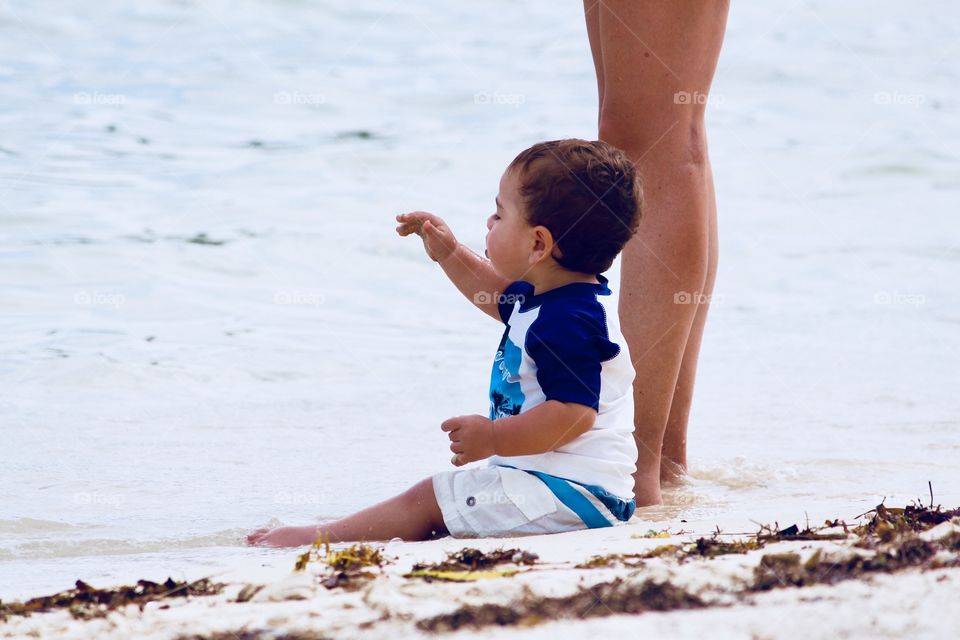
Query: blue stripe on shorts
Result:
<box><xmin>495</xmin><ymin>465</ymin><xmax>636</xmax><ymax>528</ymax></box>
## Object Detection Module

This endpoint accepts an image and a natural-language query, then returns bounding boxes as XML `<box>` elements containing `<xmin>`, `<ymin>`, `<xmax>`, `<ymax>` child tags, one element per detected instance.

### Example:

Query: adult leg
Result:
<box><xmin>592</xmin><ymin>0</ymin><xmax>729</xmax><ymax>505</ymax></box>
<box><xmin>661</xmin><ymin>162</ymin><xmax>719</xmax><ymax>480</ymax></box>
<box><xmin>249</xmin><ymin>477</ymin><xmax>448</xmax><ymax>547</ymax></box>
<box><xmin>583</xmin><ymin>0</ymin><xmax>605</xmax><ymax>123</ymax></box>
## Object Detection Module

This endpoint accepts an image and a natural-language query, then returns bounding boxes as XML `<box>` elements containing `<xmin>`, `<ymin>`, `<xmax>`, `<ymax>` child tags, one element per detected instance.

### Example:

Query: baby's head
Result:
<box><xmin>485</xmin><ymin>138</ymin><xmax>643</xmax><ymax>281</ymax></box>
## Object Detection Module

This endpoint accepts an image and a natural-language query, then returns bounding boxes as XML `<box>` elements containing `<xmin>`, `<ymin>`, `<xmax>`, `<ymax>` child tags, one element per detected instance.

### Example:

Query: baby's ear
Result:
<box><xmin>528</xmin><ymin>225</ymin><xmax>556</xmax><ymax>264</ymax></box>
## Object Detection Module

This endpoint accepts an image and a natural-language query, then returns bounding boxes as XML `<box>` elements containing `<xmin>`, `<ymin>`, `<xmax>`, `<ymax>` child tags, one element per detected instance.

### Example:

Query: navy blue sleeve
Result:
<box><xmin>498</xmin><ymin>281</ymin><xmax>534</xmax><ymax>324</ymax></box>
<box><xmin>524</xmin><ymin>304</ymin><xmax>620</xmax><ymax>410</ymax></box>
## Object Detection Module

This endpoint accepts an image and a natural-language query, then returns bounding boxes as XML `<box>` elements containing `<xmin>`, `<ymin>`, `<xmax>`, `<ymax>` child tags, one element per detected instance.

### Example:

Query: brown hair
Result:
<box><xmin>507</xmin><ymin>138</ymin><xmax>643</xmax><ymax>274</ymax></box>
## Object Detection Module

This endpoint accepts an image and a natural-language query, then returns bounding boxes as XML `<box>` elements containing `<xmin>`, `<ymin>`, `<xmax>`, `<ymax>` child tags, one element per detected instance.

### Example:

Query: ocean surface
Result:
<box><xmin>2</xmin><ymin>0</ymin><xmax>958</xmax><ymax>600</ymax></box>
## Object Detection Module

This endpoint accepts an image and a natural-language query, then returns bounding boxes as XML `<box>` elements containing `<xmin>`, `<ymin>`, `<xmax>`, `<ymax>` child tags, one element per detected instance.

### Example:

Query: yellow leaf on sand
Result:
<box><xmin>406</xmin><ymin>569</ymin><xmax>519</xmax><ymax>581</ymax></box>
<box><xmin>632</xmin><ymin>530</ymin><xmax>672</xmax><ymax>539</ymax></box>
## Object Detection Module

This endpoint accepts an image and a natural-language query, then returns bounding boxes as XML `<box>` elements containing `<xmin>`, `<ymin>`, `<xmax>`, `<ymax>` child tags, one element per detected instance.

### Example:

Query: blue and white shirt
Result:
<box><xmin>486</xmin><ymin>274</ymin><xmax>639</xmax><ymax>505</ymax></box>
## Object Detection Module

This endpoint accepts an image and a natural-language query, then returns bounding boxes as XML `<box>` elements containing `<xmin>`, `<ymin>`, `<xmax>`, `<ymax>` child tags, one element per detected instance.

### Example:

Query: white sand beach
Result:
<box><xmin>4</xmin><ymin>508</ymin><xmax>960</xmax><ymax>639</ymax></box>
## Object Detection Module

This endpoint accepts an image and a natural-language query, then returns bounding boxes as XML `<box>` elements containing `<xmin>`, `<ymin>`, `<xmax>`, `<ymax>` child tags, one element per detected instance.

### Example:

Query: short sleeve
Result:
<box><xmin>525</xmin><ymin>307</ymin><xmax>620</xmax><ymax>410</ymax></box>
<box><xmin>498</xmin><ymin>281</ymin><xmax>534</xmax><ymax>324</ymax></box>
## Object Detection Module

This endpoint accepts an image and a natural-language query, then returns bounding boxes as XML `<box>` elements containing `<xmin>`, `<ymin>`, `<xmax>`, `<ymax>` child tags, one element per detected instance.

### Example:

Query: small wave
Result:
<box><xmin>0</xmin><ymin>518</ymin><xmax>99</xmax><ymax>535</ymax></box>
<box><xmin>0</xmin><ymin>529</ymin><xmax>250</xmax><ymax>561</ymax></box>
<box><xmin>687</xmin><ymin>457</ymin><xmax>802</xmax><ymax>490</ymax></box>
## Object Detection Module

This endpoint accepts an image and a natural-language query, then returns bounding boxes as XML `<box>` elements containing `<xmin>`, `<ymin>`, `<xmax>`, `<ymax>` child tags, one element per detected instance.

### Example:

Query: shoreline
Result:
<box><xmin>3</xmin><ymin>502</ymin><xmax>959</xmax><ymax>639</ymax></box>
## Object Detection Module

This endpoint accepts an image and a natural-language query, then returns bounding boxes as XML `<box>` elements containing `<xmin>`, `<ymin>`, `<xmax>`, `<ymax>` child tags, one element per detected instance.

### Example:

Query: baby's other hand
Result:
<box><xmin>396</xmin><ymin>211</ymin><xmax>458</xmax><ymax>262</ymax></box>
<box><xmin>441</xmin><ymin>414</ymin><xmax>496</xmax><ymax>466</ymax></box>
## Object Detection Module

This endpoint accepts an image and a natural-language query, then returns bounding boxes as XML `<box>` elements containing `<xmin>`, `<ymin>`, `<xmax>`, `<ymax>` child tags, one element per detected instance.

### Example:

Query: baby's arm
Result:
<box><xmin>396</xmin><ymin>211</ymin><xmax>512</xmax><ymax>321</ymax></box>
<box><xmin>442</xmin><ymin>401</ymin><xmax>596</xmax><ymax>464</ymax></box>
<box><xmin>491</xmin><ymin>401</ymin><xmax>597</xmax><ymax>456</ymax></box>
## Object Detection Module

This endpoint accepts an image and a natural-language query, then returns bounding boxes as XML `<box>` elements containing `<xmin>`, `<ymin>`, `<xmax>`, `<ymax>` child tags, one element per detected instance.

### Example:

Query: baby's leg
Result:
<box><xmin>248</xmin><ymin>477</ymin><xmax>448</xmax><ymax>547</ymax></box>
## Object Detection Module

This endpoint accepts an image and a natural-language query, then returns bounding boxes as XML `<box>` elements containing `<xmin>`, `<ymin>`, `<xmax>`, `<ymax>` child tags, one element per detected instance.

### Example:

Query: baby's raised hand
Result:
<box><xmin>395</xmin><ymin>211</ymin><xmax>458</xmax><ymax>262</ymax></box>
<box><xmin>441</xmin><ymin>414</ymin><xmax>496</xmax><ymax>466</ymax></box>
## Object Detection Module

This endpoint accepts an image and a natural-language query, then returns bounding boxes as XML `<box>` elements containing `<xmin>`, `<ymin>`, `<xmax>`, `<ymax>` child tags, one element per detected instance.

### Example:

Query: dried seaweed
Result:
<box><xmin>417</xmin><ymin>578</ymin><xmax>704</xmax><ymax>632</ymax></box>
<box><xmin>750</xmin><ymin>534</ymin><xmax>956</xmax><ymax>592</ymax></box>
<box><xmin>412</xmin><ymin>548</ymin><xmax>538</xmax><ymax>573</ymax></box>
<box><xmin>406</xmin><ymin>547</ymin><xmax>538</xmax><ymax>582</ymax></box>
<box><xmin>293</xmin><ymin>533</ymin><xmax>386</xmax><ymax>590</ymax></box>
<box><xmin>577</xmin><ymin>537</ymin><xmax>752</xmax><ymax>567</ymax></box>
<box><xmin>639</xmin><ymin>535</ymin><xmax>762</xmax><ymax>562</ymax></box>
<box><xmin>854</xmin><ymin>501</ymin><xmax>960</xmax><ymax>542</ymax></box>
<box><xmin>575</xmin><ymin>553</ymin><xmax>647</xmax><ymax>569</ymax></box>
<box><xmin>405</xmin><ymin>569</ymin><xmax>522</xmax><ymax>582</ymax></box>
<box><xmin>688</xmin><ymin>536</ymin><xmax>764</xmax><ymax>558</ymax></box>
<box><xmin>176</xmin><ymin>632</ymin><xmax>332</xmax><ymax>640</ymax></box>
<box><xmin>0</xmin><ymin>577</ymin><xmax>222</xmax><ymax>621</ymax></box>
<box><xmin>750</xmin><ymin>493</ymin><xmax>960</xmax><ymax>591</ymax></box>
<box><xmin>755</xmin><ymin>523</ymin><xmax>848</xmax><ymax>543</ymax></box>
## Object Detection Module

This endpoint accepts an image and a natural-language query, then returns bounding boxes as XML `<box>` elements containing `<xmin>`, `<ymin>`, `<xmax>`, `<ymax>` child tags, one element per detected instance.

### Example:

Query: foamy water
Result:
<box><xmin>2</xmin><ymin>0</ymin><xmax>958</xmax><ymax>600</ymax></box>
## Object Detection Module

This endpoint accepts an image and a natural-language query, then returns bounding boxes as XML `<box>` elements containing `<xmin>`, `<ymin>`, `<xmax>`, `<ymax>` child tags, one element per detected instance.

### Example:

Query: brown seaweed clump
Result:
<box><xmin>750</xmin><ymin>535</ymin><xmax>951</xmax><ymax>592</ymax></box>
<box><xmin>416</xmin><ymin>578</ymin><xmax>704</xmax><ymax>632</ymax></box>
<box><xmin>751</xmin><ymin>496</ymin><xmax>960</xmax><ymax>592</ymax></box>
<box><xmin>0</xmin><ymin>577</ymin><xmax>223</xmax><ymax>621</ymax></box>
<box><xmin>577</xmin><ymin>534</ymin><xmax>767</xmax><ymax>568</ymax></box>
<box><xmin>175</xmin><ymin>631</ymin><xmax>332</xmax><ymax>640</ymax></box>
<box><xmin>293</xmin><ymin>533</ymin><xmax>386</xmax><ymax>590</ymax></box>
<box><xmin>854</xmin><ymin>501</ymin><xmax>960</xmax><ymax>543</ymax></box>
<box><xmin>687</xmin><ymin>536</ymin><xmax>765</xmax><ymax>558</ymax></box>
<box><xmin>412</xmin><ymin>548</ymin><xmax>538</xmax><ymax>573</ymax></box>
<box><xmin>576</xmin><ymin>553</ymin><xmax>647</xmax><ymax>569</ymax></box>
<box><xmin>406</xmin><ymin>547</ymin><xmax>538</xmax><ymax>582</ymax></box>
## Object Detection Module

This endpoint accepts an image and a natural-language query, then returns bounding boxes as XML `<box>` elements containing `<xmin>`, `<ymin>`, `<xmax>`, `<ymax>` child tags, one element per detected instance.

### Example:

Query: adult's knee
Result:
<box><xmin>599</xmin><ymin>109</ymin><xmax>709</xmax><ymax>168</ymax></box>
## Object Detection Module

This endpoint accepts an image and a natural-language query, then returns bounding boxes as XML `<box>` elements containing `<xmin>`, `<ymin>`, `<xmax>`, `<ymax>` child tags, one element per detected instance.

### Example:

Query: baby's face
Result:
<box><xmin>485</xmin><ymin>168</ymin><xmax>534</xmax><ymax>280</ymax></box>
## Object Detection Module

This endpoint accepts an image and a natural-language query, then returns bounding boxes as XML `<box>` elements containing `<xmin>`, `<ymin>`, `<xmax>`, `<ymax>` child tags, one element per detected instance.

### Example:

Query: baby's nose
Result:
<box><xmin>486</xmin><ymin>214</ymin><xmax>495</xmax><ymax>230</ymax></box>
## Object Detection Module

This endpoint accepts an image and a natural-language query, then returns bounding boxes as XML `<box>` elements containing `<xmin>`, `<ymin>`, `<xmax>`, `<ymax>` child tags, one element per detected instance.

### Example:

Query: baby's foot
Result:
<box><xmin>247</xmin><ymin>525</ymin><xmax>318</xmax><ymax>548</ymax></box>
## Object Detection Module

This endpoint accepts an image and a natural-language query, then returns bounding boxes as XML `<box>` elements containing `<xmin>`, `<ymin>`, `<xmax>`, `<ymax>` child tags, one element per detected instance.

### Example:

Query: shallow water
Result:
<box><xmin>2</xmin><ymin>0</ymin><xmax>959</xmax><ymax>599</ymax></box>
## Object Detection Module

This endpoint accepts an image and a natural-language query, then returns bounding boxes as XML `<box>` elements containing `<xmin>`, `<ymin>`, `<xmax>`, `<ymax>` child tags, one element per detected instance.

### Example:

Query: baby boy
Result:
<box><xmin>249</xmin><ymin>138</ymin><xmax>643</xmax><ymax>546</ymax></box>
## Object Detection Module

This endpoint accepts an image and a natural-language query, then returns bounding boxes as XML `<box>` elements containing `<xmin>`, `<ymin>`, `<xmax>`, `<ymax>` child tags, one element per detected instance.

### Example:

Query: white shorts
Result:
<box><xmin>431</xmin><ymin>464</ymin><xmax>634</xmax><ymax>538</ymax></box>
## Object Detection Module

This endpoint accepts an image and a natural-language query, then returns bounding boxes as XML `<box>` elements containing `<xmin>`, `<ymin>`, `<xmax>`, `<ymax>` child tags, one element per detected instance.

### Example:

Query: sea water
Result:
<box><xmin>1</xmin><ymin>0</ymin><xmax>958</xmax><ymax>599</ymax></box>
